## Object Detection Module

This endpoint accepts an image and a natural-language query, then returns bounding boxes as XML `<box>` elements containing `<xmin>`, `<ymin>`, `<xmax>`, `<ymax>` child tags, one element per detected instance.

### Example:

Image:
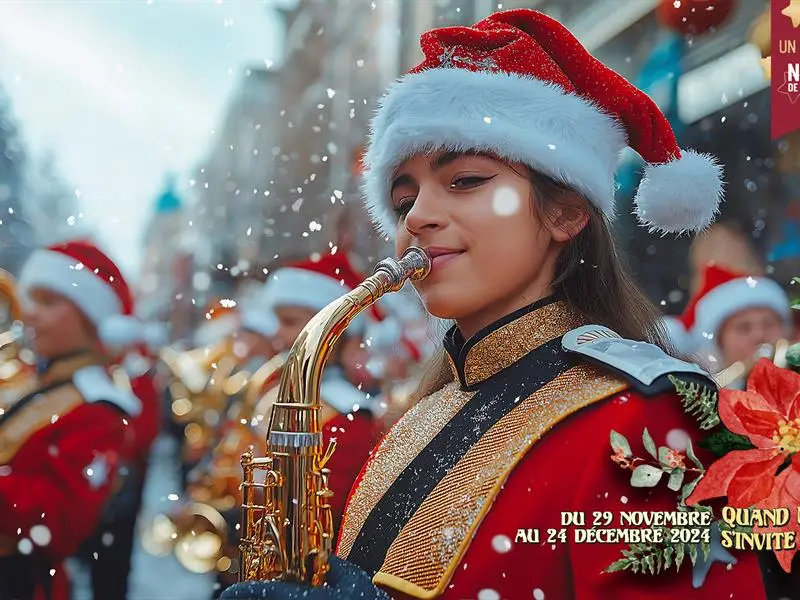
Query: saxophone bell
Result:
<box><xmin>236</xmin><ymin>247</ymin><xmax>430</xmax><ymax>586</ymax></box>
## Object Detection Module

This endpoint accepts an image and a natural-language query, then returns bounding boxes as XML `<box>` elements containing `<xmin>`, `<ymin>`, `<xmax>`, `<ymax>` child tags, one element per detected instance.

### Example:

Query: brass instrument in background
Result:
<box><xmin>714</xmin><ymin>339</ymin><xmax>790</xmax><ymax>389</ymax></box>
<box><xmin>0</xmin><ymin>270</ymin><xmax>37</xmax><ymax>399</ymax></box>
<box><xmin>159</xmin><ymin>340</ymin><xmax>244</xmax><ymax>461</ymax></box>
<box><xmin>141</xmin><ymin>353</ymin><xmax>287</xmax><ymax>576</ymax></box>
<box><xmin>237</xmin><ymin>247</ymin><xmax>430</xmax><ymax>586</ymax></box>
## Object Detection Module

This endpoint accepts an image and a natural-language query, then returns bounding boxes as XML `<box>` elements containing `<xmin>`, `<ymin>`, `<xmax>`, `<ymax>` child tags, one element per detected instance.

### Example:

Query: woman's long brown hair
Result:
<box><xmin>409</xmin><ymin>167</ymin><xmax>673</xmax><ymax>403</ymax></box>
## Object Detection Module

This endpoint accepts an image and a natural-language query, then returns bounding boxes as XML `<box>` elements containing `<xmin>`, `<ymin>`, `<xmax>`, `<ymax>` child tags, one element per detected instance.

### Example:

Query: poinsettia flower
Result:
<box><xmin>687</xmin><ymin>359</ymin><xmax>800</xmax><ymax>508</ymax></box>
<box><xmin>754</xmin><ymin>454</ymin><xmax>800</xmax><ymax>573</ymax></box>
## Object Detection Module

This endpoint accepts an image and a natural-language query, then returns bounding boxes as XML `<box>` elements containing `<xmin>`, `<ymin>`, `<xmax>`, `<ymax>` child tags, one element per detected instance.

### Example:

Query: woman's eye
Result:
<box><xmin>392</xmin><ymin>198</ymin><xmax>414</xmax><ymax>218</ymax></box>
<box><xmin>449</xmin><ymin>175</ymin><xmax>494</xmax><ymax>190</ymax></box>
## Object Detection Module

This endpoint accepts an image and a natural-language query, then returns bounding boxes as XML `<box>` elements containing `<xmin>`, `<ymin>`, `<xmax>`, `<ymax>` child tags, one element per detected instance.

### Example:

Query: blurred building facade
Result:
<box><xmin>138</xmin><ymin>175</ymin><xmax>192</xmax><ymax>328</ymax></box>
<box><xmin>0</xmin><ymin>86</ymin><xmax>84</xmax><ymax>275</ymax></box>
<box><xmin>187</xmin><ymin>0</ymin><xmax>788</xmax><ymax>315</ymax></box>
<box><xmin>0</xmin><ymin>87</ymin><xmax>34</xmax><ymax>275</ymax></box>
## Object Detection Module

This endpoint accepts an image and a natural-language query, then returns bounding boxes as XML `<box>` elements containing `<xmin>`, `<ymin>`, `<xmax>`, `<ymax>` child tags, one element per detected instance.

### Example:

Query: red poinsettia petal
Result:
<box><xmin>774</xmin><ymin>546</ymin><xmax>798</xmax><ymax>573</ymax></box>
<box><xmin>726</xmin><ymin>453</ymin><xmax>785</xmax><ymax>507</ymax></box>
<box><xmin>685</xmin><ymin>448</ymin><xmax>779</xmax><ymax>506</ymax></box>
<box><xmin>719</xmin><ymin>389</ymin><xmax>780</xmax><ymax>447</ymax></box>
<box><xmin>755</xmin><ymin>467</ymin><xmax>800</xmax><ymax>573</ymax></box>
<box><xmin>733</xmin><ymin>403</ymin><xmax>782</xmax><ymax>442</ymax></box>
<box><xmin>750</xmin><ymin>358</ymin><xmax>800</xmax><ymax>419</ymax></box>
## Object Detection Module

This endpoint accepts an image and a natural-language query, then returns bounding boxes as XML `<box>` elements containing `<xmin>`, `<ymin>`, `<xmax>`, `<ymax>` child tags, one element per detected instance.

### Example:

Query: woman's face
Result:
<box><xmin>273</xmin><ymin>305</ymin><xmax>318</xmax><ymax>352</ymax></box>
<box><xmin>24</xmin><ymin>288</ymin><xmax>97</xmax><ymax>359</ymax></box>
<box><xmin>392</xmin><ymin>152</ymin><xmax>581</xmax><ymax>338</ymax></box>
<box><xmin>232</xmin><ymin>328</ymin><xmax>277</xmax><ymax>362</ymax></box>
<box><xmin>718</xmin><ymin>307</ymin><xmax>787</xmax><ymax>366</ymax></box>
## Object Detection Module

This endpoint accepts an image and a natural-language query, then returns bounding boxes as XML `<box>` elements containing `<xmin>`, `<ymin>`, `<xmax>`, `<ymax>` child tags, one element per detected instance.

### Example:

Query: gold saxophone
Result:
<box><xmin>142</xmin><ymin>353</ymin><xmax>287</xmax><ymax>576</ymax></box>
<box><xmin>237</xmin><ymin>247</ymin><xmax>430</xmax><ymax>585</ymax></box>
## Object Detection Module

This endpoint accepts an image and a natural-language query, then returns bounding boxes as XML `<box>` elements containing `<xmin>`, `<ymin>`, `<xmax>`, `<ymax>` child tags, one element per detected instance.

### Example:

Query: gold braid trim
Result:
<box><xmin>0</xmin><ymin>383</ymin><xmax>84</xmax><ymax>464</ymax></box>
<box><xmin>373</xmin><ymin>365</ymin><xmax>628</xmax><ymax>598</ymax></box>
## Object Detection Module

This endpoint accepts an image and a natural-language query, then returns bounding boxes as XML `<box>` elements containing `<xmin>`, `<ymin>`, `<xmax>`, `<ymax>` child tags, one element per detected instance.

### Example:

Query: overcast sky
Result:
<box><xmin>0</xmin><ymin>0</ymin><xmax>285</xmax><ymax>279</ymax></box>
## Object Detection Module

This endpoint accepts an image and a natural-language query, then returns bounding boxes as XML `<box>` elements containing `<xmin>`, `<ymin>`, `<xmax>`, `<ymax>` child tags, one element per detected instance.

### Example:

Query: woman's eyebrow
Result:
<box><xmin>431</xmin><ymin>151</ymin><xmax>496</xmax><ymax>171</ymax></box>
<box><xmin>390</xmin><ymin>173</ymin><xmax>414</xmax><ymax>195</ymax></box>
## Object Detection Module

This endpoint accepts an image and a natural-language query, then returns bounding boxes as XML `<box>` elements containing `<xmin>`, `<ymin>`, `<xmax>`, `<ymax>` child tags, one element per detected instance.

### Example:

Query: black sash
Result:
<box><xmin>347</xmin><ymin>338</ymin><xmax>574</xmax><ymax>574</ymax></box>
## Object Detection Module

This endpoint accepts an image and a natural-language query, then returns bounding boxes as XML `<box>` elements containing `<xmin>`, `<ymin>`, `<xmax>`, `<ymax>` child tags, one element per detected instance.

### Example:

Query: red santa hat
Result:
<box><xmin>19</xmin><ymin>240</ymin><xmax>162</xmax><ymax>351</ymax></box>
<box><xmin>260</xmin><ymin>252</ymin><xmax>374</xmax><ymax>335</ymax></box>
<box><xmin>363</xmin><ymin>8</ymin><xmax>723</xmax><ymax>237</ymax></box>
<box><xmin>683</xmin><ymin>264</ymin><xmax>791</xmax><ymax>347</ymax></box>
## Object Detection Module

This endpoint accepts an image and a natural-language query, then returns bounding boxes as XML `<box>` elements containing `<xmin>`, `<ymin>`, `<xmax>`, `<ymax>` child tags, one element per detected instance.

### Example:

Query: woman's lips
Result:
<box><xmin>430</xmin><ymin>251</ymin><xmax>464</xmax><ymax>271</ymax></box>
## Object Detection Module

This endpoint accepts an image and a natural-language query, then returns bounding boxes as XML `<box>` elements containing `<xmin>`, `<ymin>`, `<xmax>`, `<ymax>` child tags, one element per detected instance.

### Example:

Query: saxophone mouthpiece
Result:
<box><xmin>373</xmin><ymin>246</ymin><xmax>431</xmax><ymax>289</ymax></box>
<box><xmin>401</xmin><ymin>246</ymin><xmax>432</xmax><ymax>281</ymax></box>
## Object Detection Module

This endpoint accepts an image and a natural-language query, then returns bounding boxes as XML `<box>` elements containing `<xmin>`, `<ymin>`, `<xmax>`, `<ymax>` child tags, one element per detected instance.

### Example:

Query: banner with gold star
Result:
<box><xmin>773</xmin><ymin>0</ymin><xmax>800</xmax><ymax>138</ymax></box>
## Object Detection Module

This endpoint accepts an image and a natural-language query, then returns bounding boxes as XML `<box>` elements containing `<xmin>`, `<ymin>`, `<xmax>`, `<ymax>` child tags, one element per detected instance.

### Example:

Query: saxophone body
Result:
<box><xmin>142</xmin><ymin>353</ymin><xmax>287</xmax><ymax>576</ymax></box>
<box><xmin>238</xmin><ymin>247</ymin><xmax>430</xmax><ymax>585</ymax></box>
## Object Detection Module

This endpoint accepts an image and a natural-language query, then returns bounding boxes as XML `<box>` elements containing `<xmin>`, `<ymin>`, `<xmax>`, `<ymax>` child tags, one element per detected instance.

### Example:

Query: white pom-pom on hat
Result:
<box><xmin>240</xmin><ymin>309</ymin><xmax>279</xmax><ymax>338</ymax></box>
<box><xmin>98</xmin><ymin>315</ymin><xmax>167</xmax><ymax>353</ymax></box>
<box><xmin>635</xmin><ymin>150</ymin><xmax>724</xmax><ymax>234</ymax></box>
<box><xmin>365</xmin><ymin>317</ymin><xmax>403</xmax><ymax>352</ymax></box>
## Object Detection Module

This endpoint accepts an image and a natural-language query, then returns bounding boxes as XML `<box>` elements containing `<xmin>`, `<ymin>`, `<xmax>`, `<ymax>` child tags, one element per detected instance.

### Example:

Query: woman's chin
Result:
<box><xmin>418</xmin><ymin>289</ymin><xmax>473</xmax><ymax>323</ymax></box>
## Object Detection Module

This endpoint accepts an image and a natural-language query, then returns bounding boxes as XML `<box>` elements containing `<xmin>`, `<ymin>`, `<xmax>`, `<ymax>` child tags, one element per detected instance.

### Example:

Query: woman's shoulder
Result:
<box><xmin>562</xmin><ymin>324</ymin><xmax>716</xmax><ymax>400</ymax></box>
<box><xmin>553</xmin><ymin>324</ymin><xmax>717</xmax><ymax>454</ymax></box>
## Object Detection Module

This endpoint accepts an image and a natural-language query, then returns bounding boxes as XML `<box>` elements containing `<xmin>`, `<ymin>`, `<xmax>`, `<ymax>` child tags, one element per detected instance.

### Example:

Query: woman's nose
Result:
<box><xmin>405</xmin><ymin>186</ymin><xmax>447</xmax><ymax>235</ymax></box>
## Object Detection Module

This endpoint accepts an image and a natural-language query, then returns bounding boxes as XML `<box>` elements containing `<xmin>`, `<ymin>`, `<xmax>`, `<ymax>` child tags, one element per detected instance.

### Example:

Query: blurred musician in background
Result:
<box><xmin>0</xmin><ymin>241</ymin><xmax>145</xmax><ymax>600</ymax></box>
<box><xmin>679</xmin><ymin>263</ymin><xmax>794</xmax><ymax>386</ymax></box>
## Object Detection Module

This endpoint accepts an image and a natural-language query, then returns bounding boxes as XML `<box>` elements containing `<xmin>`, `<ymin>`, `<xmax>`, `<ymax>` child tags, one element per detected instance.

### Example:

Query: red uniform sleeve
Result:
<box><xmin>568</xmin><ymin>390</ymin><xmax>767</xmax><ymax>600</ymax></box>
<box><xmin>130</xmin><ymin>374</ymin><xmax>161</xmax><ymax>464</ymax></box>
<box><xmin>323</xmin><ymin>411</ymin><xmax>382</xmax><ymax>535</ymax></box>
<box><xmin>0</xmin><ymin>403</ymin><xmax>129</xmax><ymax>558</ymax></box>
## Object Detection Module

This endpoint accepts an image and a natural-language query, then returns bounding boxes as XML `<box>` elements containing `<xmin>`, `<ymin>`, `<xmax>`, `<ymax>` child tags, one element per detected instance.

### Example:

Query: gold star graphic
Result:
<box><xmin>761</xmin><ymin>56</ymin><xmax>772</xmax><ymax>81</ymax></box>
<box><xmin>782</xmin><ymin>0</ymin><xmax>800</xmax><ymax>28</ymax></box>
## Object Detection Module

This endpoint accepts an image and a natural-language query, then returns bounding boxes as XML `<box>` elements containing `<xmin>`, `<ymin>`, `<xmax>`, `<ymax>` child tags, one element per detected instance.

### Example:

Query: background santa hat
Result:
<box><xmin>244</xmin><ymin>251</ymin><xmax>424</xmax><ymax>361</ymax></box>
<box><xmin>363</xmin><ymin>8</ymin><xmax>722</xmax><ymax>237</ymax></box>
<box><xmin>19</xmin><ymin>239</ymin><xmax>164</xmax><ymax>351</ymax></box>
<box><xmin>250</xmin><ymin>252</ymin><xmax>374</xmax><ymax>336</ymax></box>
<box><xmin>682</xmin><ymin>263</ymin><xmax>791</xmax><ymax>348</ymax></box>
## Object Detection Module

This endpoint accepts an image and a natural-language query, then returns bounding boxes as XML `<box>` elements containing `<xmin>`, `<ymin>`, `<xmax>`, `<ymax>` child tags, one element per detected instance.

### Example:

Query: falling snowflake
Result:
<box><xmin>18</xmin><ymin>539</ymin><xmax>33</xmax><ymax>555</ymax></box>
<box><xmin>30</xmin><ymin>525</ymin><xmax>51</xmax><ymax>546</ymax></box>
<box><xmin>83</xmin><ymin>455</ymin><xmax>110</xmax><ymax>490</ymax></box>
<box><xmin>666</xmin><ymin>428</ymin><xmax>690</xmax><ymax>451</ymax></box>
<box><xmin>491</xmin><ymin>534</ymin><xmax>512</xmax><ymax>553</ymax></box>
<box><xmin>492</xmin><ymin>186</ymin><xmax>521</xmax><ymax>216</ymax></box>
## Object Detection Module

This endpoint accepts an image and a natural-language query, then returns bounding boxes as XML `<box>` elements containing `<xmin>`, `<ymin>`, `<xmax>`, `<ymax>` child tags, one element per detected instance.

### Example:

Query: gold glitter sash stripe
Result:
<box><xmin>373</xmin><ymin>365</ymin><xmax>629</xmax><ymax>599</ymax></box>
<box><xmin>0</xmin><ymin>384</ymin><xmax>84</xmax><ymax>464</ymax></box>
<box><xmin>337</xmin><ymin>381</ymin><xmax>474</xmax><ymax>559</ymax></box>
<box><xmin>461</xmin><ymin>300</ymin><xmax>583</xmax><ymax>387</ymax></box>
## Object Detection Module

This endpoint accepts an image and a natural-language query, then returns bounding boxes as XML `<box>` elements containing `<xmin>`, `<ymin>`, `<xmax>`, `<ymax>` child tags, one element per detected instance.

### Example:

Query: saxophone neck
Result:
<box><xmin>271</xmin><ymin>247</ymin><xmax>430</xmax><ymax>416</ymax></box>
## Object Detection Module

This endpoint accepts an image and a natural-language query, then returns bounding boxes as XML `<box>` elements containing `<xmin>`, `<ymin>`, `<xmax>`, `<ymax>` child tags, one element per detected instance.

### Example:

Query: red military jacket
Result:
<box><xmin>319</xmin><ymin>367</ymin><xmax>385</xmax><ymax>534</ymax></box>
<box><xmin>336</xmin><ymin>297</ymin><xmax>767</xmax><ymax>600</ymax></box>
<box><xmin>0</xmin><ymin>352</ymin><xmax>140</xmax><ymax>600</ymax></box>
